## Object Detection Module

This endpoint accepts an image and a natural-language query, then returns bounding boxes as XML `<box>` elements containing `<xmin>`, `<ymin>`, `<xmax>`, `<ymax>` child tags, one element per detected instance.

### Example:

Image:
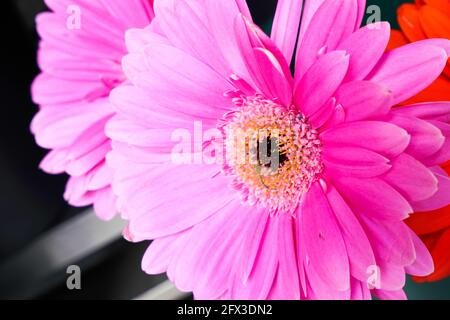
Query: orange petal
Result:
<box><xmin>424</xmin><ymin>0</ymin><xmax>450</xmax><ymax>13</ymax></box>
<box><xmin>419</xmin><ymin>3</ymin><xmax>450</xmax><ymax>78</ymax></box>
<box><xmin>415</xmin><ymin>0</ymin><xmax>426</xmax><ymax>7</ymax></box>
<box><xmin>422</xmin><ymin>232</ymin><xmax>441</xmax><ymax>250</ymax></box>
<box><xmin>398</xmin><ymin>3</ymin><xmax>428</xmax><ymax>42</ymax></box>
<box><xmin>387</xmin><ymin>29</ymin><xmax>409</xmax><ymax>51</ymax></box>
<box><xmin>407</xmin><ymin>206</ymin><xmax>450</xmax><ymax>235</ymax></box>
<box><xmin>419</xmin><ymin>4</ymin><xmax>450</xmax><ymax>39</ymax></box>
<box><xmin>444</xmin><ymin>64</ymin><xmax>450</xmax><ymax>78</ymax></box>
<box><xmin>442</xmin><ymin>161</ymin><xmax>450</xmax><ymax>171</ymax></box>
<box><xmin>400</xmin><ymin>75</ymin><xmax>450</xmax><ymax>105</ymax></box>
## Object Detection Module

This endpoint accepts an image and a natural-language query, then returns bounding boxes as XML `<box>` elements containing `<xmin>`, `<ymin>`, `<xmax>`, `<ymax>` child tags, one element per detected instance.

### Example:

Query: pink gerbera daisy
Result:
<box><xmin>107</xmin><ymin>0</ymin><xmax>450</xmax><ymax>299</ymax></box>
<box><xmin>31</xmin><ymin>0</ymin><xmax>154</xmax><ymax>219</ymax></box>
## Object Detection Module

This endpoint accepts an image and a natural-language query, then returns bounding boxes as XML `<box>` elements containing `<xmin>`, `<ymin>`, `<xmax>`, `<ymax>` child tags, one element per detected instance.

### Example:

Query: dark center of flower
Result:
<box><xmin>220</xmin><ymin>94</ymin><xmax>323</xmax><ymax>214</ymax></box>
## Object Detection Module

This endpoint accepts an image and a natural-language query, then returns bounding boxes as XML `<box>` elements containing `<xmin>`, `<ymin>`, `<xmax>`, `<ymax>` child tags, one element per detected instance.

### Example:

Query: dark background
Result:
<box><xmin>0</xmin><ymin>0</ymin><xmax>448</xmax><ymax>299</ymax></box>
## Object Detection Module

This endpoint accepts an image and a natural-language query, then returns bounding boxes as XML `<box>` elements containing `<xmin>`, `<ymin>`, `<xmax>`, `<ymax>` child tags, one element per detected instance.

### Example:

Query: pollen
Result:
<box><xmin>220</xmin><ymin>94</ymin><xmax>323</xmax><ymax>214</ymax></box>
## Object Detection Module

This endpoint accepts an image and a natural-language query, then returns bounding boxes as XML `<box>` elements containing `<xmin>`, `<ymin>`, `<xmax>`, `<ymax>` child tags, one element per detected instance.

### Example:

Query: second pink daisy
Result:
<box><xmin>31</xmin><ymin>0</ymin><xmax>155</xmax><ymax>219</ymax></box>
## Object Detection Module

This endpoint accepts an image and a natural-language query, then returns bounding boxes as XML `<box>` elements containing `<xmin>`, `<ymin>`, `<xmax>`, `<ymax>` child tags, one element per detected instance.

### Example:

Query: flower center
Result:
<box><xmin>220</xmin><ymin>94</ymin><xmax>323</xmax><ymax>214</ymax></box>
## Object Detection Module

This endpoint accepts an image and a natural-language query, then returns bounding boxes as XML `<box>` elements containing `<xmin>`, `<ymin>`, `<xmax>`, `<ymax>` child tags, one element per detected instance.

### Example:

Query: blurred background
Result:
<box><xmin>0</xmin><ymin>0</ymin><xmax>448</xmax><ymax>300</ymax></box>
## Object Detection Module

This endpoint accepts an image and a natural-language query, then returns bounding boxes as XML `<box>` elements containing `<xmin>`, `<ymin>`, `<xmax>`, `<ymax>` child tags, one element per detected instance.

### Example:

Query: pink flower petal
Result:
<box><xmin>326</xmin><ymin>184</ymin><xmax>376</xmax><ymax>282</ymax></box>
<box><xmin>321</xmin><ymin>121</ymin><xmax>410</xmax><ymax>158</ymax></box>
<box><xmin>393</xmin><ymin>102</ymin><xmax>450</xmax><ymax>122</ymax></box>
<box><xmin>368</xmin><ymin>43</ymin><xmax>448</xmax><ymax>105</ymax></box>
<box><xmin>320</xmin><ymin>104</ymin><xmax>346</xmax><ymax>131</ymax></box>
<box><xmin>296</xmin><ymin>0</ymin><xmax>326</xmax><ymax>51</ymax></box>
<box><xmin>99</xmin><ymin>0</ymin><xmax>154</xmax><ymax>27</ymax></box>
<box><xmin>359</xmin><ymin>215</ymin><xmax>415</xmax><ymax>267</ymax></box>
<box><xmin>66</xmin><ymin>116</ymin><xmax>112</xmax><ymax>161</ymax></box>
<box><xmin>294</xmin><ymin>51</ymin><xmax>349</xmax><ymax>117</ymax></box>
<box><xmin>377</xmin><ymin>261</ymin><xmax>406</xmax><ymax>291</ymax></box>
<box><xmin>128</xmin><ymin>165</ymin><xmax>235</xmax><ymax>239</ymax></box>
<box><xmin>300</xmin><ymin>182</ymin><xmax>350</xmax><ymax>291</ymax></box>
<box><xmin>153</xmin><ymin>0</ymin><xmax>229</xmax><ymax>77</ymax></box>
<box><xmin>204</xmin><ymin>0</ymin><xmax>253</xmax><ymax>84</ymax></box>
<box><xmin>125</xmin><ymin>25</ymin><xmax>169</xmax><ymax>54</ymax></box>
<box><xmin>253</xmin><ymin>48</ymin><xmax>293</xmax><ymax>105</ymax></box>
<box><xmin>332</xmin><ymin>177</ymin><xmax>412</xmax><ymax>221</ymax></box>
<box><xmin>405</xmin><ymin>229</ymin><xmax>434</xmax><ymax>277</ymax></box>
<box><xmin>231</xmin><ymin>216</ymin><xmax>279</xmax><ymax>300</ymax></box>
<box><xmin>66</xmin><ymin>140</ymin><xmax>111</xmax><ymax>177</ymax></box>
<box><xmin>337</xmin><ymin>22</ymin><xmax>390</xmax><ymax>82</ymax></box>
<box><xmin>323</xmin><ymin>146</ymin><xmax>391</xmax><ymax>178</ymax></box>
<box><xmin>236</xmin><ymin>210</ymin><xmax>270</xmax><ymax>283</ymax></box>
<box><xmin>335</xmin><ymin>81</ymin><xmax>393</xmax><ymax>122</ymax></box>
<box><xmin>39</xmin><ymin>149</ymin><xmax>68</xmax><ymax>174</ymax></box>
<box><xmin>382</xmin><ymin>154</ymin><xmax>438</xmax><ymax>202</ymax></box>
<box><xmin>140</xmin><ymin>43</ymin><xmax>233</xmax><ymax>114</ymax></box>
<box><xmin>171</xmin><ymin>202</ymin><xmax>249</xmax><ymax>297</ymax></box>
<box><xmin>350</xmin><ymin>278</ymin><xmax>371</xmax><ymax>300</ymax></box>
<box><xmin>234</xmin><ymin>15</ymin><xmax>292</xmax><ymax>102</ymax></box>
<box><xmin>387</xmin><ymin>114</ymin><xmax>445</xmax><ymax>161</ymax></box>
<box><xmin>64</xmin><ymin>175</ymin><xmax>92</xmax><ymax>205</ymax></box>
<box><xmin>422</xmin><ymin>121</ymin><xmax>450</xmax><ymax>166</ymax></box>
<box><xmin>413</xmin><ymin>166</ymin><xmax>450</xmax><ymax>212</ymax></box>
<box><xmin>142</xmin><ymin>231</ymin><xmax>189</xmax><ymax>275</ymax></box>
<box><xmin>109</xmin><ymin>86</ymin><xmax>210</xmax><ymax>130</ymax></box>
<box><xmin>393</xmin><ymin>102</ymin><xmax>450</xmax><ymax>166</ymax></box>
<box><xmin>271</xmin><ymin>0</ymin><xmax>303</xmax><ymax>64</ymax></box>
<box><xmin>295</xmin><ymin>0</ymin><xmax>357</xmax><ymax>79</ymax></box>
<box><xmin>304</xmin><ymin>264</ymin><xmax>351</xmax><ymax>300</ymax></box>
<box><xmin>355</xmin><ymin>0</ymin><xmax>367</xmax><ymax>30</ymax></box>
<box><xmin>32</xmin><ymin>73</ymin><xmax>106</xmax><ymax>107</ymax></box>
<box><xmin>267</xmin><ymin>215</ymin><xmax>301</xmax><ymax>300</ymax></box>
<box><xmin>93</xmin><ymin>186</ymin><xmax>117</xmax><ymax>221</ymax></box>
<box><xmin>87</xmin><ymin>162</ymin><xmax>114</xmax><ymax>191</ymax></box>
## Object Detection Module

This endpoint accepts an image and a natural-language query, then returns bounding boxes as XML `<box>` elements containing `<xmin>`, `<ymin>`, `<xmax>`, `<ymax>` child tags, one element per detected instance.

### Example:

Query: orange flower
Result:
<box><xmin>390</xmin><ymin>0</ymin><xmax>450</xmax><ymax>283</ymax></box>
<box><xmin>388</xmin><ymin>0</ymin><xmax>450</xmax><ymax>105</ymax></box>
<box><xmin>406</xmin><ymin>162</ymin><xmax>450</xmax><ymax>282</ymax></box>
